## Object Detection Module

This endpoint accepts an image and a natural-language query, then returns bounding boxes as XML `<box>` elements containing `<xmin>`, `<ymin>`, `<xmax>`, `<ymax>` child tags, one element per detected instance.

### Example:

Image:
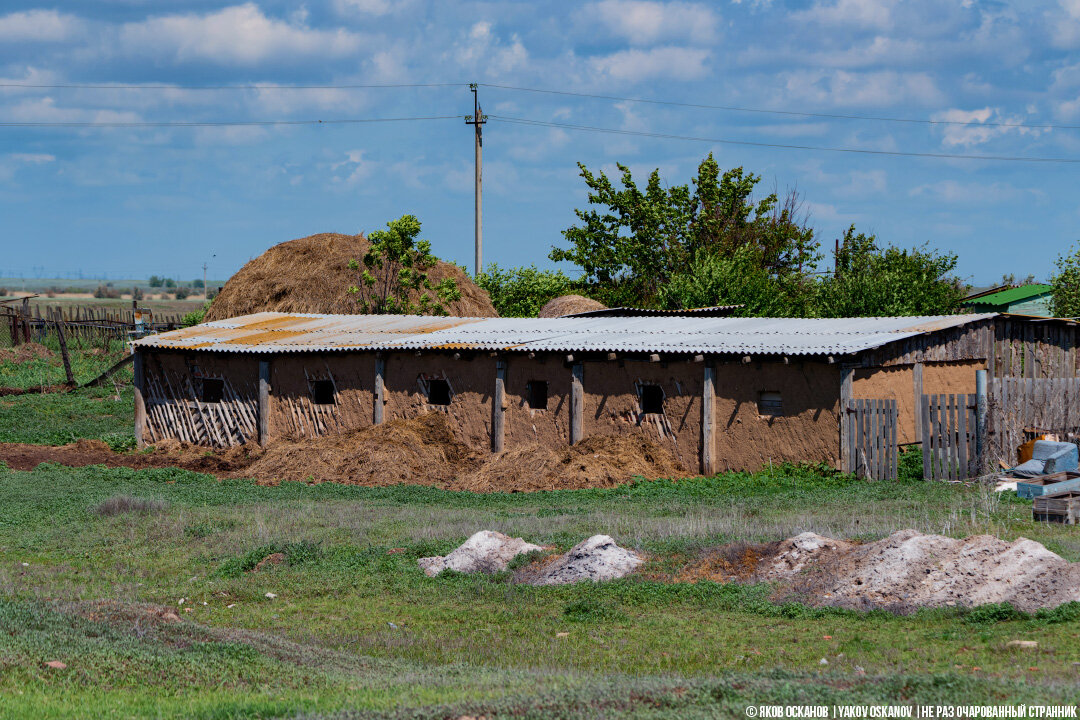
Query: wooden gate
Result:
<box><xmin>920</xmin><ymin>393</ymin><xmax>978</xmax><ymax>480</ymax></box>
<box><xmin>843</xmin><ymin>399</ymin><xmax>898</xmax><ymax>480</ymax></box>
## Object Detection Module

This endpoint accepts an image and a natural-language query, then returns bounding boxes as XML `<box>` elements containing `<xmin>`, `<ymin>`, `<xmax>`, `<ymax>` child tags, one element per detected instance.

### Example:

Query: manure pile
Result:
<box><xmin>205</xmin><ymin>232</ymin><xmax>496</xmax><ymax>321</ymax></box>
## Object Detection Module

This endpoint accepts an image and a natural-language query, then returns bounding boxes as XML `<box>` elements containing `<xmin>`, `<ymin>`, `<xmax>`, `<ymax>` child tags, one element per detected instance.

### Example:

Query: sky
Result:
<box><xmin>0</xmin><ymin>0</ymin><xmax>1079</xmax><ymax>286</ymax></box>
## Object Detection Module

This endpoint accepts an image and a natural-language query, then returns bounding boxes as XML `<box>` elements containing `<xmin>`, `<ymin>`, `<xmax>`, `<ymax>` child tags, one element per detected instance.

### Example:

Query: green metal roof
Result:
<box><xmin>962</xmin><ymin>284</ymin><xmax>1052</xmax><ymax>308</ymax></box>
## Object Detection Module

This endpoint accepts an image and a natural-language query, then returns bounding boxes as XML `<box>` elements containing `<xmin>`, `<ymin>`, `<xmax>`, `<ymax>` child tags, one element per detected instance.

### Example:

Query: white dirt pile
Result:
<box><xmin>418</xmin><ymin>531</ymin><xmax>542</xmax><ymax>577</ymax></box>
<box><xmin>760</xmin><ymin>529</ymin><xmax>1080</xmax><ymax>612</ymax></box>
<box><xmin>525</xmin><ymin>535</ymin><xmax>642</xmax><ymax>586</ymax></box>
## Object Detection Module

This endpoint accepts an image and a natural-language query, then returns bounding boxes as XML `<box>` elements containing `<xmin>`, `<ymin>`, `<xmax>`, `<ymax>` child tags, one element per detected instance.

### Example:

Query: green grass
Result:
<box><xmin>0</xmin><ymin>330</ymin><xmax>130</xmax><ymax>390</ymax></box>
<box><xmin>2</xmin><ymin>463</ymin><xmax>1080</xmax><ymax>717</ymax></box>
<box><xmin>0</xmin><ymin>383</ymin><xmax>134</xmax><ymax>445</ymax></box>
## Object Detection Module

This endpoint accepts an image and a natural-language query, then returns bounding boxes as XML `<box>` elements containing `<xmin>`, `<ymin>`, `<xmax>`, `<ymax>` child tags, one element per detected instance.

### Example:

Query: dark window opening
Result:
<box><xmin>200</xmin><ymin>378</ymin><xmax>224</xmax><ymax>404</ymax></box>
<box><xmin>639</xmin><ymin>384</ymin><xmax>665</xmax><ymax>414</ymax></box>
<box><xmin>526</xmin><ymin>380</ymin><xmax>548</xmax><ymax>410</ymax></box>
<box><xmin>311</xmin><ymin>379</ymin><xmax>335</xmax><ymax>405</ymax></box>
<box><xmin>758</xmin><ymin>391</ymin><xmax>783</xmax><ymax>417</ymax></box>
<box><xmin>427</xmin><ymin>378</ymin><xmax>452</xmax><ymax>406</ymax></box>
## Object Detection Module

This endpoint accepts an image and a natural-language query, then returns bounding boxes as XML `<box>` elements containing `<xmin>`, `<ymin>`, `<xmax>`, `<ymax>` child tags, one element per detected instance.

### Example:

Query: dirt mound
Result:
<box><xmin>0</xmin><ymin>343</ymin><xmax>53</xmax><ymax>363</ymax></box>
<box><xmin>537</xmin><ymin>294</ymin><xmax>606</xmax><ymax>318</ymax></box>
<box><xmin>460</xmin><ymin>434</ymin><xmax>684</xmax><ymax>492</ymax></box>
<box><xmin>419</xmin><ymin>531</ymin><xmax>542</xmax><ymax>576</ymax></box>
<box><xmin>520</xmin><ymin>535</ymin><xmax>642</xmax><ymax>586</ymax></box>
<box><xmin>758</xmin><ymin>529</ymin><xmax>1080</xmax><ymax>612</ymax></box>
<box><xmin>204</xmin><ymin>232</ymin><xmax>496</xmax><ymax>321</ymax></box>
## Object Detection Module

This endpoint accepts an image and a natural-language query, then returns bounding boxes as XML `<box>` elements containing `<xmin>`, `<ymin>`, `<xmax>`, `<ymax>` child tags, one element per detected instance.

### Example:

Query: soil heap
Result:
<box><xmin>418</xmin><ymin>531</ymin><xmax>542</xmax><ymax>576</ymax></box>
<box><xmin>521</xmin><ymin>535</ymin><xmax>643</xmax><ymax>586</ymax></box>
<box><xmin>205</xmin><ymin>232</ymin><xmax>496</xmax><ymax>321</ymax></box>
<box><xmin>537</xmin><ymin>294</ymin><xmax>606</xmax><ymax>318</ymax></box>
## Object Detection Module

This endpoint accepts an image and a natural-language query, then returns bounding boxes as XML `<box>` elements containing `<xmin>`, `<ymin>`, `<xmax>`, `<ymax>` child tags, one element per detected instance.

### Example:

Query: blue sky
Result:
<box><xmin>0</xmin><ymin>0</ymin><xmax>1078</xmax><ymax>286</ymax></box>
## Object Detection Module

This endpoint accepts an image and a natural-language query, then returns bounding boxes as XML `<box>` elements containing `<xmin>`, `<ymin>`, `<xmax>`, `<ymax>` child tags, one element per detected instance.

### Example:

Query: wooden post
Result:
<box><xmin>975</xmin><ymin>369</ymin><xmax>987</xmax><ymax>473</ymax></box>
<box><xmin>54</xmin><ymin>320</ymin><xmax>74</xmax><ymax>386</ymax></box>
<box><xmin>702</xmin><ymin>360</ymin><xmax>716</xmax><ymax>475</ymax></box>
<box><xmin>570</xmin><ymin>362</ymin><xmax>583</xmax><ymax>445</ymax></box>
<box><xmin>493</xmin><ymin>358</ymin><xmax>506</xmax><ymax>452</ymax></box>
<box><xmin>374</xmin><ymin>355</ymin><xmax>385</xmax><ymax>425</ymax></box>
<box><xmin>133</xmin><ymin>350</ymin><xmax>146</xmax><ymax>449</ymax></box>
<box><xmin>913</xmin><ymin>361</ymin><xmax>924</xmax><ymax>442</ymax></box>
<box><xmin>840</xmin><ymin>364</ymin><xmax>854</xmax><ymax>473</ymax></box>
<box><xmin>258</xmin><ymin>359</ymin><xmax>271</xmax><ymax>446</ymax></box>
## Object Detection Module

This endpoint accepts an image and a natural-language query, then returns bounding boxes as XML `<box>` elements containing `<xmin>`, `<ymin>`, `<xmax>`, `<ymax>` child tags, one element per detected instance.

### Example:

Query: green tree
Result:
<box><xmin>148</xmin><ymin>275</ymin><xmax>163</xmax><ymax>288</ymax></box>
<box><xmin>550</xmin><ymin>154</ymin><xmax>818</xmax><ymax>308</ymax></box>
<box><xmin>1050</xmin><ymin>243</ymin><xmax>1080</xmax><ymax>318</ymax></box>
<box><xmin>815</xmin><ymin>226</ymin><xmax>966</xmax><ymax>317</ymax></box>
<box><xmin>475</xmin><ymin>264</ymin><xmax>575</xmax><ymax>317</ymax></box>
<box><xmin>164</xmin><ymin>278</ymin><xmax>176</xmax><ymax>289</ymax></box>
<box><xmin>347</xmin><ymin>214</ymin><xmax>460</xmax><ymax>315</ymax></box>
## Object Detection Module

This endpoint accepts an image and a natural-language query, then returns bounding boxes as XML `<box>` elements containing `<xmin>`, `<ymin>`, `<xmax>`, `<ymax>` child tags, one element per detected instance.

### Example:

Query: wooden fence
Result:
<box><xmin>843</xmin><ymin>398</ymin><xmax>899</xmax><ymax>480</ymax></box>
<box><xmin>1</xmin><ymin>303</ymin><xmax>184</xmax><ymax>348</ymax></box>
<box><xmin>986</xmin><ymin>377</ymin><xmax>1080</xmax><ymax>466</ymax></box>
<box><xmin>920</xmin><ymin>393</ymin><xmax>978</xmax><ymax>480</ymax></box>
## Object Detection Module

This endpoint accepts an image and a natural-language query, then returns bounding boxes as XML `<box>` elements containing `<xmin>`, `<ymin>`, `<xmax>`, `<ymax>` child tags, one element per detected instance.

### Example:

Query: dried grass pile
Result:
<box><xmin>205</xmin><ymin>232</ymin><xmax>497</xmax><ymax>322</ymax></box>
<box><xmin>537</xmin><ymin>294</ymin><xmax>606</xmax><ymax>318</ymax></box>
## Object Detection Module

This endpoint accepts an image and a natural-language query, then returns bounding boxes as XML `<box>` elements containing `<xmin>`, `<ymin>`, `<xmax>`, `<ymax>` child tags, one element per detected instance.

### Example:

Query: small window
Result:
<box><xmin>427</xmin><ymin>378</ymin><xmax>452</xmax><ymax>406</ymax></box>
<box><xmin>526</xmin><ymin>380</ymin><xmax>548</xmax><ymax>410</ymax></box>
<box><xmin>311</xmin><ymin>379</ymin><xmax>335</xmax><ymax>405</ymax></box>
<box><xmin>200</xmin><ymin>378</ymin><xmax>224</xmax><ymax>404</ymax></box>
<box><xmin>639</xmin><ymin>384</ymin><xmax>665</xmax><ymax>415</ymax></box>
<box><xmin>758</xmin><ymin>391</ymin><xmax>783</xmax><ymax>417</ymax></box>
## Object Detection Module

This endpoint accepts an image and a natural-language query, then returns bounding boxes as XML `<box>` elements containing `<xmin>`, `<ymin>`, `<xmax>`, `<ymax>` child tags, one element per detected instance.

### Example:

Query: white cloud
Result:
<box><xmin>331</xmin><ymin>149</ymin><xmax>375</xmax><ymax>185</ymax></box>
<box><xmin>334</xmin><ymin>0</ymin><xmax>395</xmax><ymax>16</ymax></box>
<box><xmin>579</xmin><ymin>1</ymin><xmax>718</xmax><ymax>45</ymax></box>
<box><xmin>588</xmin><ymin>46</ymin><xmax>710</xmax><ymax>82</ymax></box>
<box><xmin>909</xmin><ymin>180</ymin><xmax>1042</xmax><ymax>204</ymax></box>
<box><xmin>778</xmin><ymin>69</ymin><xmax>943</xmax><ymax>107</ymax></box>
<box><xmin>0</xmin><ymin>152</ymin><xmax>56</xmax><ymax>183</ymax></box>
<box><xmin>453</xmin><ymin>22</ymin><xmax>528</xmax><ymax>75</ymax></box>
<box><xmin>931</xmin><ymin>107</ymin><xmax>1045</xmax><ymax>146</ymax></box>
<box><xmin>3</xmin><ymin>97</ymin><xmax>141</xmax><ymax>124</ymax></box>
<box><xmin>0</xmin><ymin>10</ymin><xmax>83</xmax><ymax>42</ymax></box>
<box><xmin>116</xmin><ymin>4</ymin><xmax>363</xmax><ymax>65</ymax></box>
<box><xmin>794</xmin><ymin>0</ymin><xmax>896</xmax><ymax>30</ymax></box>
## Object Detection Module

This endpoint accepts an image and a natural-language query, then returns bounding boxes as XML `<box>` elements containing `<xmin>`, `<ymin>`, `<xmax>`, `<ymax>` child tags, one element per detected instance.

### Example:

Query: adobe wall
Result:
<box><xmin>383</xmin><ymin>353</ymin><xmax>496</xmax><ymax>450</ymax></box>
<box><xmin>581</xmin><ymin>359</ymin><xmax>704</xmax><ymax>471</ymax></box>
<box><xmin>503</xmin><ymin>355</ymin><xmax>571</xmax><ymax>450</ymax></box>
<box><xmin>141</xmin><ymin>351</ymin><xmax>259</xmax><ymax>446</ymax></box>
<box><xmin>711</xmin><ymin>360</ymin><xmax>842</xmax><ymax>471</ymax></box>
<box><xmin>268</xmin><ymin>353</ymin><xmax>375</xmax><ymax>439</ymax></box>
<box><xmin>924</xmin><ymin>360</ymin><xmax>982</xmax><ymax>395</ymax></box>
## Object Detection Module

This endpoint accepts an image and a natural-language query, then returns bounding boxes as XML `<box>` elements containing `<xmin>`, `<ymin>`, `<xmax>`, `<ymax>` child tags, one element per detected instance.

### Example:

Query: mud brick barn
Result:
<box><xmin>131</xmin><ymin>311</ymin><xmax>1080</xmax><ymax>477</ymax></box>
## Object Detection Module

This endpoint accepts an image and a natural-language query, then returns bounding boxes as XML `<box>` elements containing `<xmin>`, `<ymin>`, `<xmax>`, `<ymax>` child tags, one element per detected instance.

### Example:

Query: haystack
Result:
<box><xmin>205</xmin><ymin>233</ymin><xmax>496</xmax><ymax>322</ymax></box>
<box><xmin>537</xmin><ymin>294</ymin><xmax>606</xmax><ymax>318</ymax></box>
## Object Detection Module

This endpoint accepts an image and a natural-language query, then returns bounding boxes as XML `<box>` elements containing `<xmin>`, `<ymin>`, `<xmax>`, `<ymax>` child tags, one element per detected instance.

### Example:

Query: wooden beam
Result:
<box><xmin>133</xmin><ymin>350</ymin><xmax>146</xmax><ymax>449</ymax></box>
<box><xmin>374</xmin><ymin>356</ymin><xmax>386</xmax><ymax>425</ymax></box>
<box><xmin>54</xmin><ymin>320</ymin><xmax>74</xmax><ymax>386</ymax></box>
<box><xmin>839</xmin><ymin>364</ymin><xmax>854</xmax><ymax>474</ymax></box>
<box><xmin>702</xmin><ymin>361</ymin><xmax>716</xmax><ymax>475</ymax></box>
<box><xmin>258</xmin><ymin>359</ymin><xmax>271</xmax><ymax>446</ymax></box>
<box><xmin>570</xmin><ymin>362</ymin><xmax>584</xmax><ymax>445</ymax></box>
<box><xmin>493</xmin><ymin>359</ymin><xmax>507</xmax><ymax>452</ymax></box>
<box><xmin>913</xmin><ymin>361</ymin><xmax>924</xmax><ymax>442</ymax></box>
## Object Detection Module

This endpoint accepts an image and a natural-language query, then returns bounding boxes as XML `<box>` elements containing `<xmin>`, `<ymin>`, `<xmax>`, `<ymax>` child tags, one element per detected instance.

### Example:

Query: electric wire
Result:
<box><xmin>0</xmin><ymin>115</ymin><xmax>461</xmax><ymax>128</ymax></box>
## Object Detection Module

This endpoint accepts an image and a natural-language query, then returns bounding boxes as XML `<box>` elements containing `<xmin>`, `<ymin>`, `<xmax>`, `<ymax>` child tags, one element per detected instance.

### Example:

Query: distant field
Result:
<box><xmin>4</xmin><ymin>295</ymin><xmax>208</xmax><ymax>316</ymax></box>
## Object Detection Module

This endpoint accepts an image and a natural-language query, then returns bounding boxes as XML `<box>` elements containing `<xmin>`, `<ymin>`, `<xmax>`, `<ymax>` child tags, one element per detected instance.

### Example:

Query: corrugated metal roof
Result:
<box><xmin>134</xmin><ymin>311</ymin><xmax>997</xmax><ymax>357</ymax></box>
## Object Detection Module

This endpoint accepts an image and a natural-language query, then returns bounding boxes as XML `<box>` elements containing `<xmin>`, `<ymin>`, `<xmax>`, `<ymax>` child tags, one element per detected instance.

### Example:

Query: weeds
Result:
<box><xmin>93</xmin><ymin>494</ymin><xmax>168</xmax><ymax>517</ymax></box>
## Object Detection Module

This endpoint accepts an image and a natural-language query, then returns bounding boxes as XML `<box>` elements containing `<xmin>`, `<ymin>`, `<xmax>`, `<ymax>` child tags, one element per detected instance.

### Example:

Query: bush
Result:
<box><xmin>93</xmin><ymin>285</ymin><xmax>121</xmax><ymax>299</ymax></box>
<box><xmin>93</xmin><ymin>495</ymin><xmax>168</xmax><ymax>517</ymax></box>
<box><xmin>174</xmin><ymin>286</ymin><xmax>192</xmax><ymax>300</ymax></box>
<box><xmin>181</xmin><ymin>301</ymin><xmax>210</xmax><ymax>327</ymax></box>
<box><xmin>0</xmin><ymin>287</ymin><xmax>8</xmax><ymax>297</ymax></box>
<box><xmin>476</xmin><ymin>264</ymin><xmax>575</xmax><ymax>317</ymax></box>
<box><xmin>132</xmin><ymin>287</ymin><xmax>144</xmax><ymax>301</ymax></box>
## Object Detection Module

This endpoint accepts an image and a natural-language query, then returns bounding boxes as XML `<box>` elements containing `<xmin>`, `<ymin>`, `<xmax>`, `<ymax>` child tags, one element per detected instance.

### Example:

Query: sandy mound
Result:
<box><xmin>205</xmin><ymin>232</ymin><xmax>496</xmax><ymax>322</ymax></box>
<box><xmin>522</xmin><ymin>535</ymin><xmax>642</xmax><ymax>586</ymax></box>
<box><xmin>418</xmin><ymin>531</ymin><xmax>542</xmax><ymax>576</ymax></box>
<box><xmin>538</xmin><ymin>294</ymin><xmax>606</xmax><ymax>318</ymax></box>
<box><xmin>462</xmin><ymin>434</ymin><xmax>684</xmax><ymax>492</ymax></box>
<box><xmin>759</xmin><ymin>529</ymin><xmax>1080</xmax><ymax>612</ymax></box>
<box><xmin>0</xmin><ymin>343</ymin><xmax>53</xmax><ymax>363</ymax></box>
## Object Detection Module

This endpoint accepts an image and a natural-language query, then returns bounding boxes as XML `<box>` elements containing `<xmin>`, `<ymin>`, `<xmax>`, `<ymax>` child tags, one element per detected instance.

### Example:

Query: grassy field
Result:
<box><xmin>2</xmin><ymin>356</ymin><xmax>1080</xmax><ymax>718</ymax></box>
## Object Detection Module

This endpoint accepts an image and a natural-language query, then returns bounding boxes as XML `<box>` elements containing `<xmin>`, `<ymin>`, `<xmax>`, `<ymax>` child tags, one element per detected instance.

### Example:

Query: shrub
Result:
<box><xmin>174</xmin><ymin>286</ymin><xmax>192</xmax><ymax>300</ymax></box>
<box><xmin>132</xmin><ymin>287</ymin><xmax>144</xmax><ymax>301</ymax></box>
<box><xmin>93</xmin><ymin>495</ymin><xmax>168</xmax><ymax>517</ymax></box>
<box><xmin>0</xmin><ymin>287</ymin><xmax>8</xmax><ymax>297</ymax></box>
<box><xmin>93</xmin><ymin>285</ymin><xmax>121</xmax><ymax>299</ymax></box>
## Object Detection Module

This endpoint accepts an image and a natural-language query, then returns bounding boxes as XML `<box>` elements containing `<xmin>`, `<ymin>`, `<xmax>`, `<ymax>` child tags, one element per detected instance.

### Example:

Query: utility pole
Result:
<box><xmin>202</xmin><ymin>262</ymin><xmax>208</xmax><ymax>299</ymax></box>
<box><xmin>465</xmin><ymin>83</ymin><xmax>487</xmax><ymax>277</ymax></box>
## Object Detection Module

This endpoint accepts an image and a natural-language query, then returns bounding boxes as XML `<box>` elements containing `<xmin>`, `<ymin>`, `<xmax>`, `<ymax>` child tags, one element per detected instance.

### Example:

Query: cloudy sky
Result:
<box><xmin>1</xmin><ymin>0</ymin><xmax>1078</xmax><ymax>285</ymax></box>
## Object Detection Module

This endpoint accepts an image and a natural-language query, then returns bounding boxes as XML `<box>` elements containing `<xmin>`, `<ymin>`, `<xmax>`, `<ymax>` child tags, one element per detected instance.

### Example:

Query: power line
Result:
<box><xmin>480</xmin><ymin>83</ymin><xmax>1079</xmax><ymax>132</ymax></box>
<box><xmin>0</xmin><ymin>115</ymin><xmax>460</xmax><ymax>128</ymax></box>
<box><xmin>0</xmin><ymin>81</ymin><xmax>464</xmax><ymax>90</ymax></box>
<box><xmin>489</xmin><ymin>114</ymin><xmax>1080</xmax><ymax>164</ymax></box>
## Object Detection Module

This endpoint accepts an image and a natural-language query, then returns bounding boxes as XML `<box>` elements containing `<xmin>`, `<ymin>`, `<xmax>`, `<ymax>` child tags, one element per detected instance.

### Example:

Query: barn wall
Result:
<box><xmin>141</xmin><ymin>350</ymin><xmax>259</xmax><ymax>447</ymax></box>
<box><xmin>383</xmin><ymin>353</ymin><xmax>496</xmax><ymax>450</ymax></box>
<box><xmin>580</xmin><ymin>359</ymin><xmax>704</xmax><ymax>471</ymax></box>
<box><xmin>712</xmin><ymin>360</ymin><xmax>841</xmax><ymax>471</ymax></box>
<box><xmin>269</xmin><ymin>353</ymin><xmax>375</xmax><ymax>439</ymax></box>
<box><xmin>503</xmin><ymin>355</ymin><xmax>571</xmax><ymax>450</ymax></box>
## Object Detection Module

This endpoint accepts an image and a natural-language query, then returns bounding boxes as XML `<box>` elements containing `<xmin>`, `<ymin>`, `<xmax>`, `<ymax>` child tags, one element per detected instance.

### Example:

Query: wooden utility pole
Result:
<box><xmin>202</xmin><ymin>262</ymin><xmax>208</xmax><ymax>299</ymax></box>
<box><xmin>465</xmin><ymin>84</ymin><xmax>486</xmax><ymax>277</ymax></box>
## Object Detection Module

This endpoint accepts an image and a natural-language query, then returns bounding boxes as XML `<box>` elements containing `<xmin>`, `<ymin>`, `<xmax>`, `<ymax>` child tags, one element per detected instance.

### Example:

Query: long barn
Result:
<box><xmin>130</xmin><ymin>311</ymin><xmax>1078</xmax><ymax>475</ymax></box>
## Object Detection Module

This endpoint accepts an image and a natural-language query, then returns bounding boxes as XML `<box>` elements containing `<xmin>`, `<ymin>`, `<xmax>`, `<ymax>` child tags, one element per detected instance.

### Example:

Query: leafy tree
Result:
<box><xmin>1000</xmin><ymin>273</ymin><xmax>1037</xmax><ymax>286</ymax></box>
<box><xmin>164</xmin><ymin>278</ymin><xmax>176</xmax><ymax>289</ymax></box>
<box><xmin>1050</xmin><ymin>243</ymin><xmax>1080</xmax><ymax>318</ymax></box>
<box><xmin>193</xmin><ymin>278</ymin><xmax>205</xmax><ymax>289</ymax></box>
<box><xmin>476</xmin><ymin>264</ymin><xmax>575</xmax><ymax>317</ymax></box>
<box><xmin>551</xmin><ymin>154</ymin><xmax>818</xmax><ymax>308</ymax></box>
<box><xmin>347</xmin><ymin>214</ymin><xmax>460</xmax><ymax>315</ymax></box>
<box><xmin>148</xmin><ymin>275</ymin><xmax>163</xmax><ymax>288</ymax></box>
<box><xmin>815</xmin><ymin>226</ymin><xmax>966</xmax><ymax>317</ymax></box>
